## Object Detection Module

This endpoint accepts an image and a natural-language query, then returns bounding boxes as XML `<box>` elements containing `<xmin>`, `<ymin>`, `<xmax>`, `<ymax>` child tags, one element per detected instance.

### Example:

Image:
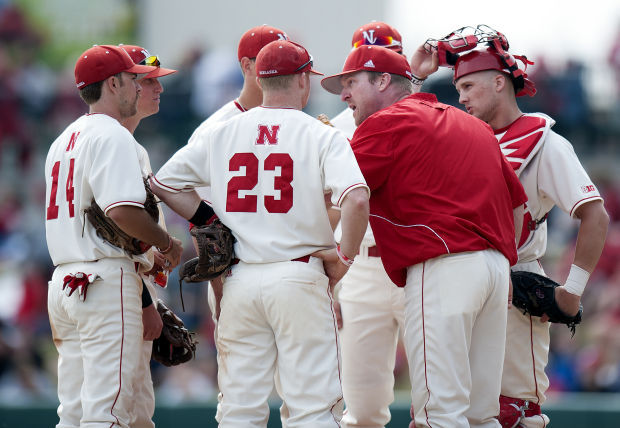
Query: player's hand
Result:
<box><xmin>144</xmin><ymin>251</ymin><xmax>167</xmax><ymax>276</ymax></box>
<box><xmin>333</xmin><ymin>300</ymin><xmax>343</xmax><ymax>329</ymax></box>
<box><xmin>541</xmin><ymin>286</ymin><xmax>581</xmax><ymax>323</ymax></box>
<box><xmin>410</xmin><ymin>43</ymin><xmax>439</xmax><ymax>80</ymax></box>
<box><xmin>162</xmin><ymin>236</ymin><xmax>183</xmax><ymax>269</ymax></box>
<box><xmin>311</xmin><ymin>248</ymin><xmax>350</xmax><ymax>289</ymax></box>
<box><xmin>142</xmin><ymin>302</ymin><xmax>163</xmax><ymax>341</ymax></box>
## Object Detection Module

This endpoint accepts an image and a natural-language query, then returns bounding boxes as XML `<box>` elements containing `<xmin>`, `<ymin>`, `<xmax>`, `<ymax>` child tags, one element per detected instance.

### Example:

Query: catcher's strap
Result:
<box><xmin>151</xmin><ymin>299</ymin><xmax>197</xmax><ymax>366</ymax></box>
<box><xmin>83</xmin><ymin>178</ymin><xmax>160</xmax><ymax>255</ymax></box>
<box><xmin>498</xmin><ymin>395</ymin><xmax>541</xmax><ymax>428</ymax></box>
<box><xmin>511</xmin><ymin>270</ymin><xmax>582</xmax><ymax>336</ymax></box>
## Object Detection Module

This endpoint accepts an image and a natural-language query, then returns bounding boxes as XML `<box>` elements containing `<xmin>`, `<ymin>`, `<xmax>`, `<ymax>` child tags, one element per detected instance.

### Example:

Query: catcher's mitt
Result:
<box><xmin>152</xmin><ymin>299</ymin><xmax>197</xmax><ymax>366</ymax></box>
<box><xmin>179</xmin><ymin>220</ymin><xmax>235</xmax><ymax>284</ymax></box>
<box><xmin>84</xmin><ymin>178</ymin><xmax>159</xmax><ymax>255</ymax></box>
<box><xmin>511</xmin><ymin>271</ymin><xmax>582</xmax><ymax>335</ymax></box>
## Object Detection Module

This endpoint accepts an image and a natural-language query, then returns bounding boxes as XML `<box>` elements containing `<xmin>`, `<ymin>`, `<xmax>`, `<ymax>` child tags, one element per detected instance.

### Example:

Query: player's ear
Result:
<box><xmin>377</xmin><ymin>72</ymin><xmax>392</xmax><ymax>92</ymax></box>
<box><xmin>494</xmin><ymin>73</ymin><xmax>507</xmax><ymax>93</ymax></box>
<box><xmin>240</xmin><ymin>57</ymin><xmax>254</xmax><ymax>77</ymax></box>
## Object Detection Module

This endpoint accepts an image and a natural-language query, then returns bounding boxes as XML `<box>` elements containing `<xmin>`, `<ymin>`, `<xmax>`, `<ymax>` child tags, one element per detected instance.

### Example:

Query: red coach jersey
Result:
<box><xmin>351</xmin><ymin>93</ymin><xmax>526</xmax><ymax>286</ymax></box>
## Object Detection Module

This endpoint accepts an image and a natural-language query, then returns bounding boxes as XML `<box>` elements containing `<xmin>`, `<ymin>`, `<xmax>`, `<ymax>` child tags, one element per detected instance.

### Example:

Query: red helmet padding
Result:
<box><xmin>454</xmin><ymin>47</ymin><xmax>506</xmax><ymax>80</ymax></box>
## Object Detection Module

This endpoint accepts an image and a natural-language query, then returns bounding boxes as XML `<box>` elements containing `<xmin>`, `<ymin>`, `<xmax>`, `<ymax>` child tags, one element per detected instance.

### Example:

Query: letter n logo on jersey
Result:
<box><xmin>66</xmin><ymin>132</ymin><xmax>80</xmax><ymax>151</ymax></box>
<box><xmin>256</xmin><ymin>125</ymin><xmax>280</xmax><ymax>145</ymax></box>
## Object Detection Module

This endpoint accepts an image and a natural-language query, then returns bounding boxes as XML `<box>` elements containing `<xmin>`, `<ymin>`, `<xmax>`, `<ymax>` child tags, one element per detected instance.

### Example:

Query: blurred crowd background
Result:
<box><xmin>2</xmin><ymin>0</ymin><xmax>620</xmax><ymax>408</ymax></box>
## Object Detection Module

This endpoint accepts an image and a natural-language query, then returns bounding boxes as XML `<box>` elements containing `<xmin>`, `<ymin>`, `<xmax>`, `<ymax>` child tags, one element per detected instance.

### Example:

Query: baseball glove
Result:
<box><xmin>511</xmin><ymin>271</ymin><xmax>582</xmax><ymax>335</ymax></box>
<box><xmin>84</xmin><ymin>178</ymin><xmax>159</xmax><ymax>255</ymax></box>
<box><xmin>179</xmin><ymin>220</ymin><xmax>235</xmax><ymax>284</ymax></box>
<box><xmin>152</xmin><ymin>299</ymin><xmax>197</xmax><ymax>366</ymax></box>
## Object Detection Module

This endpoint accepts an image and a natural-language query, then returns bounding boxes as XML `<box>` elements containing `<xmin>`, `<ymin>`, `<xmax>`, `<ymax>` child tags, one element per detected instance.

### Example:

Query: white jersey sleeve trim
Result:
<box><xmin>151</xmin><ymin>175</ymin><xmax>184</xmax><ymax>193</ymax></box>
<box><xmin>569</xmin><ymin>195</ymin><xmax>604</xmax><ymax>218</ymax></box>
<box><xmin>336</xmin><ymin>183</ymin><xmax>370</xmax><ymax>207</ymax></box>
<box><xmin>104</xmin><ymin>200</ymin><xmax>145</xmax><ymax>215</ymax></box>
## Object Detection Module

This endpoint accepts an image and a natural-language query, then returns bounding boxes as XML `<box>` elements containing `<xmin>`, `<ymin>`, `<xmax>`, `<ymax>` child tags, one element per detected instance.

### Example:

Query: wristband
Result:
<box><xmin>563</xmin><ymin>264</ymin><xmax>589</xmax><ymax>296</ymax></box>
<box><xmin>157</xmin><ymin>235</ymin><xmax>173</xmax><ymax>255</ymax></box>
<box><xmin>411</xmin><ymin>73</ymin><xmax>427</xmax><ymax>86</ymax></box>
<box><xmin>337</xmin><ymin>245</ymin><xmax>354</xmax><ymax>267</ymax></box>
<box><xmin>189</xmin><ymin>200</ymin><xmax>216</xmax><ymax>226</ymax></box>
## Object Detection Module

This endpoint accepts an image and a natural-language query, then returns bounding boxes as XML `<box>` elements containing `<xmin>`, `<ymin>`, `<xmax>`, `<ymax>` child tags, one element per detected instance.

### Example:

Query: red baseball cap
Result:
<box><xmin>74</xmin><ymin>45</ymin><xmax>156</xmax><ymax>89</ymax></box>
<box><xmin>256</xmin><ymin>40</ymin><xmax>323</xmax><ymax>78</ymax></box>
<box><xmin>120</xmin><ymin>44</ymin><xmax>177</xmax><ymax>79</ymax></box>
<box><xmin>237</xmin><ymin>25</ymin><xmax>289</xmax><ymax>61</ymax></box>
<box><xmin>454</xmin><ymin>47</ymin><xmax>536</xmax><ymax>97</ymax></box>
<box><xmin>351</xmin><ymin>21</ymin><xmax>403</xmax><ymax>53</ymax></box>
<box><xmin>321</xmin><ymin>45</ymin><xmax>412</xmax><ymax>94</ymax></box>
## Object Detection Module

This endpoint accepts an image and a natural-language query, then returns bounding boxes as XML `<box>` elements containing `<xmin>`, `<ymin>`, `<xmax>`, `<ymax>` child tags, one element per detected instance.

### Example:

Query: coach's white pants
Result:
<box><xmin>404</xmin><ymin>250</ymin><xmax>509</xmax><ymax>428</ymax></box>
<box><xmin>339</xmin><ymin>250</ymin><xmax>405</xmax><ymax>428</ymax></box>
<box><xmin>502</xmin><ymin>260</ymin><xmax>551</xmax><ymax>428</ymax></box>
<box><xmin>216</xmin><ymin>257</ymin><xmax>343</xmax><ymax>428</ymax></box>
<box><xmin>48</xmin><ymin>258</ymin><xmax>143</xmax><ymax>428</ymax></box>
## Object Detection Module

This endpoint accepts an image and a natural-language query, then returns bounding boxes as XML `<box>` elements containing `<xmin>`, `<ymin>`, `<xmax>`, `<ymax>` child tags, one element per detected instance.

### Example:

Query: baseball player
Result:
<box><xmin>120</xmin><ymin>44</ymin><xmax>177</xmax><ymax>428</ymax></box>
<box><xmin>188</xmin><ymin>24</ymin><xmax>289</xmax><ymax>321</ymax></box>
<box><xmin>328</xmin><ymin>21</ymin><xmax>410</xmax><ymax>428</ymax></box>
<box><xmin>411</xmin><ymin>28</ymin><xmax>610</xmax><ymax>427</ymax></box>
<box><xmin>321</xmin><ymin>46</ymin><xmax>527</xmax><ymax>427</ymax></box>
<box><xmin>45</xmin><ymin>45</ymin><xmax>183</xmax><ymax>427</ymax></box>
<box><xmin>152</xmin><ymin>39</ymin><xmax>370</xmax><ymax>427</ymax></box>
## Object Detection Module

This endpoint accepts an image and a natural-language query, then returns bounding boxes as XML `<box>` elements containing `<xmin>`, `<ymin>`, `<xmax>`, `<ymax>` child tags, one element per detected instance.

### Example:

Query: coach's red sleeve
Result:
<box><xmin>350</xmin><ymin>117</ymin><xmax>393</xmax><ymax>191</ymax></box>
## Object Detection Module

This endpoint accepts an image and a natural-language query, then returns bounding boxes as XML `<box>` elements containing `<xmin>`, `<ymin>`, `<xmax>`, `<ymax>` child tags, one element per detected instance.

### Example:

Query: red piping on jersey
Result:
<box><xmin>109</xmin><ymin>267</ymin><xmax>125</xmax><ymax>427</ymax></box>
<box><xmin>421</xmin><ymin>262</ymin><xmax>434</xmax><ymax>427</ymax></box>
<box><xmin>233</xmin><ymin>100</ymin><xmax>247</xmax><ymax>112</ymax></box>
<box><xmin>569</xmin><ymin>195</ymin><xmax>602</xmax><ymax>217</ymax></box>
<box><xmin>151</xmin><ymin>175</ymin><xmax>184</xmax><ymax>193</ymax></box>
<box><xmin>104</xmin><ymin>200</ymin><xmax>145</xmax><ymax>214</ymax></box>
<box><xmin>336</xmin><ymin>183</ymin><xmax>368</xmax><ymax>206</ymax></box>
<box><xmin>369</xmin><ymin>214</ymin><xmax>451</xmax><ymax>254</ymax></box>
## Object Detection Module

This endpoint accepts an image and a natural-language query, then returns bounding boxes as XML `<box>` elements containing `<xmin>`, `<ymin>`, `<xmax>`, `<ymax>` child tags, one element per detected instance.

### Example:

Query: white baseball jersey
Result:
<box><xmin>45</xmin><ymin>113</ymin><xmax>151</xmax><ymax>267</ymax></box>
<box><xmin>331</xmin><ymin>106</ymin><xmax>376</xmax><ymax>248</ymax></box>
<box><xmin>155</xmin><ymin>106</ymin><xmax>368</xmax><ymax>263</ymax></box>
<box><xmin>331</xmin><ymin>107</ymin><xmax>356</xmax><ymax>140</ymax></box>
<box><xmin>188</xmin><ymin>100</ymin><xmax>247</xmax><ymax>201</ymax></box>
<box><xmin>496</xmin><ymin>113</ymin><xmax>602</xmax><ymax>263</ymax></box>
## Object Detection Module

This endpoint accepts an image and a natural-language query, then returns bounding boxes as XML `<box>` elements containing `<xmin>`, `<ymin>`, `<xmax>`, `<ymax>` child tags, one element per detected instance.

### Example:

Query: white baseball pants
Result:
<box><xmin>339</xmin><ymin>248</ymin><xmax>405</xmax><ymax>428</ymax></box>
<box><xmin>502</xmin><ymin>260</ymin><xmax>551</xmax><ymax>428</ymax></box>
<box><xmin>404</xmin><ymin>249</ymin><xmax>509</xmax><ymax>428</ymax></box>
<box><xmin>216</xmin><ymin>257</ymin><xmax>343</xmax><ymax>428</ymax></box>
<box><xmin>48</xmin><ymin>258</ymin><xmax>144</xmax><ymax>428</ymax></box>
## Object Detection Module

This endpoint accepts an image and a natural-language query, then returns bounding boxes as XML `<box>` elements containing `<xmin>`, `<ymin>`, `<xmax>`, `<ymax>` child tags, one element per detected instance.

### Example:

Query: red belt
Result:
<box><xmin>357</xmin><ymin>246</ymin><xmax>381</xmax><ymax>257</ymax></box>
<box><xmin>231</xmin><ymin>255</ymin><xmax>310</xmax><ymax>265</ymax></box>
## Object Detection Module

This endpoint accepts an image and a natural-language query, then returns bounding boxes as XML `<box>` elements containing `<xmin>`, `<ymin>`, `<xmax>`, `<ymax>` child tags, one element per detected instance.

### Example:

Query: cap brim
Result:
<box><xmin>126</xmin><ymin>64</ymin><xmax>157</xmax><ymax>75</ymax></box>
<box><xmin>320</xmin><ymin>70</ymin><xmax>356</xmax><ymax>94</ymax></box>
<box><xmin>144</xmin><ymin>67</ymin><xmax>177</xmax><ymax>79</ymax></box>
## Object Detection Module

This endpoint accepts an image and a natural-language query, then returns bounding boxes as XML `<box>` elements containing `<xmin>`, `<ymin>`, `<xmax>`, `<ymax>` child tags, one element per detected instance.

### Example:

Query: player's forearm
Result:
<box><xmin>107</xmin><ymin>205</ymin><xmax>169</xmax><ymax>249</ymax></box>
<box><xmin>573</xmin><ymin>200</ymin><xmax>609</xmax><ymax>273</ymax></box>
<box><xmin>338</xmin><ymin>188</ymin><xmax>369</xmax><ymax>257</ymax></box>
<box><xmin>152</xmin><ymin>186</ymin><xmax>202</xmax><ymax>220</ymax></box>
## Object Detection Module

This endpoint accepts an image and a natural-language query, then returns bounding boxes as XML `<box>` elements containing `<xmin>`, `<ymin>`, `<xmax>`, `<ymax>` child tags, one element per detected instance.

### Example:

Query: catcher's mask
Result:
<box><xmin>426</xmin><ymin>25</ymin><xmax>536</xmax><ymax>97</ymax></box>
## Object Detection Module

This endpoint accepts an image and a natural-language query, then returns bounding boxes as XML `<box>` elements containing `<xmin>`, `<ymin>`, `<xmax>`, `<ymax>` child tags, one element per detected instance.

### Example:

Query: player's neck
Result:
<box><xmin>262</xmin><ymin>93</ymin><xmax>302</xmax><ymax>111</ymax></box>
<box><xmin>238</xmin><ymin>80</ymin><xmax>263</xmax><ymax>110</ymax></box>
<box><xmin>89</xmin><ymin>103</ymin><xmax>123</xmax><ymax>123</ymax></box>
<box><xmin>121</xmin><ymin>115</ymin><xmax>141</xmax><ymax>134</ymax></box>
<box><xmin>488</xmin><ymin>102</ymin><xmax>523</xmax><ymax>132</ymax></box>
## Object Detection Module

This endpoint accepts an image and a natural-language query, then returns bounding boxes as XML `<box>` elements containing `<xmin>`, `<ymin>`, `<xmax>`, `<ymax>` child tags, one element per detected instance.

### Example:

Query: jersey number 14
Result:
<box><xmin>46</xmin><ymin>158</ymin><xmax>76</xmax><ymax>220</ymax></box>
